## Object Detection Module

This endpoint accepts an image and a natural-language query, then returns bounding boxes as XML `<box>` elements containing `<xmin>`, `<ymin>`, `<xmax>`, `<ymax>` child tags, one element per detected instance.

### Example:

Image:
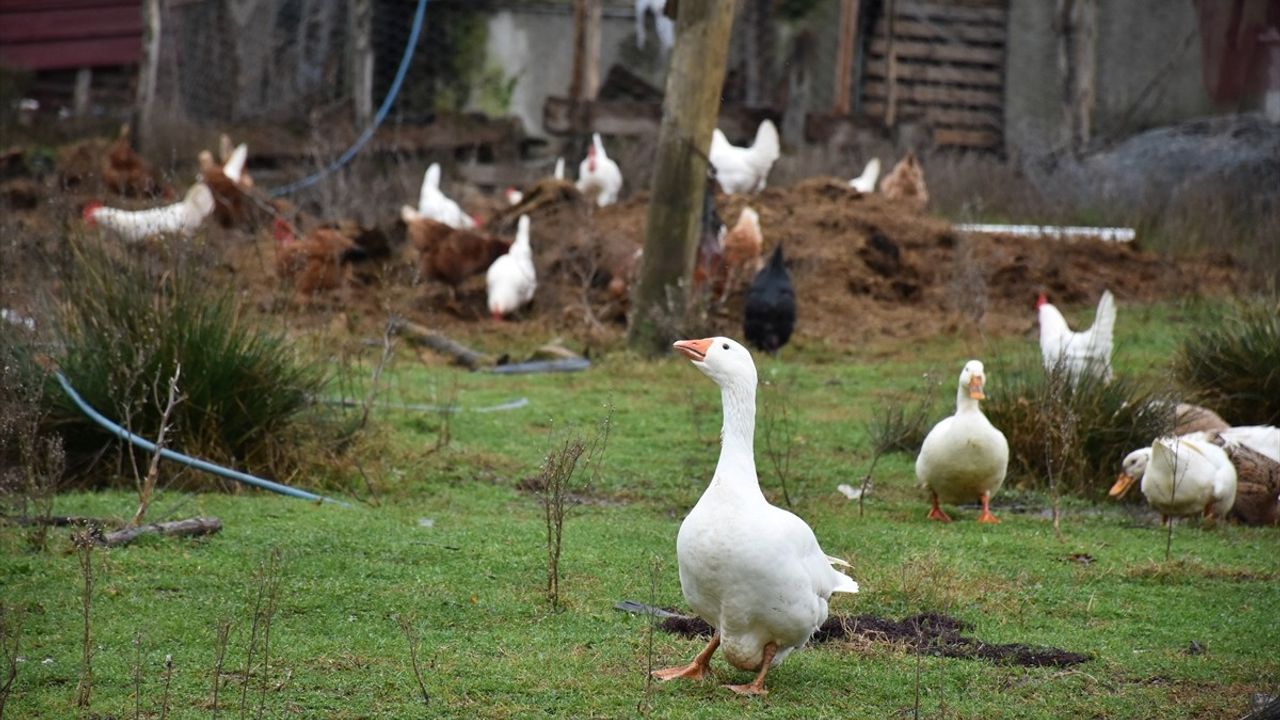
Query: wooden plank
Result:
<box><xmin>0</xmin><ymin>35</ymin><xmax>140</xmax><ymax>70</ymax></box>
<box><xmin>864</xmin><ymin>101</ymin><xmax>1003</xmax><ymax>129</ymax></box>
<box><xmin>873</xmin><ymin>18</ymin><xmax>1006</xmax><ymax>44</ymax></box>
<box><xmin>869</xmin><ymin>38</ymin><xmax>1004</xmax><ymax>65</ymax></box>
<box><xmin>0</xmin><ymin>0</ymin><xmax>139</xmax><ymax>11</ymax></box>
<box><xmin>864</xmin><ymin>59</ymin><xmax>1002</xmax><ymax>87</ymax></box>
<box><xmin>885</xmin><ymin>0</ymin><xmax>898</xmax><ymax>127</ymax></box>
<box><xmin>894</xmin><ymin>1</ymin><xmax>1007</xmax><ymax>25</ymax></box>
<box><xmin>863</xmin><ymin>80</ymin><xmax>1002</xmax><ymax>108</ymax></box>
<box><xmin>932</xmin><ymin>127</ymin><xmax>1002</xmax><ymax>148</ymax></box>
<box><xmin>0</xmin><ymin>6</ymin><xmax>139</xmax><ymax>42</ymax></box>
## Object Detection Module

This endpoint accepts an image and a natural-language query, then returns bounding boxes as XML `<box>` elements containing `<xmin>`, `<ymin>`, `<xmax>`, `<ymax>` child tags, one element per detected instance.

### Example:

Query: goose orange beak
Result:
<box><xmin>968</xmin><ymin>375</ymin><xmax>985</xmax><ymax>400</ymax></box>
<box><xmin>673</xmin><ymin>338</ymin><xmax>713</xmax><ymax>362</ymax></box>
<box><xmin>1109</xmin><ymin>473</ymin><xmax>1136</xmax><ymax>498</ymax></box>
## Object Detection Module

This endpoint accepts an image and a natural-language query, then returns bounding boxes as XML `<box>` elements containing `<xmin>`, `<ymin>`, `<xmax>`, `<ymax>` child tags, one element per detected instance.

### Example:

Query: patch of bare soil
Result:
<box><xmin>2</xmin><ymin>141</ymin><xmax>1242</xmax><ymax>352</ymax></box>
<box><xmin>660</xmin><ymin>611</ymin><xmax>1091</xmax><ymax>668</ymax></box>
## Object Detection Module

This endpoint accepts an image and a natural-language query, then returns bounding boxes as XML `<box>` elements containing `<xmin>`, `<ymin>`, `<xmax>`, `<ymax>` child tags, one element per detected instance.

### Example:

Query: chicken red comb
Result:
<box><xmin>471</xmin><ymin>214</ymin><xmax>486</xmax><ymax>227</ymax></box>
<box><xmin>81</xmin><ymin>201</ymin><xmax>103</xmax><ymax>225</ymax></box>
<box><xmin>1036</xmin><ymin>293</ymin><xmax>1048</xmax><ymax>308</ymax></box>
<box><xmin>272</xmin><ymin>217</ymin><xmax>294</xmax><ymax>242</ymax></box>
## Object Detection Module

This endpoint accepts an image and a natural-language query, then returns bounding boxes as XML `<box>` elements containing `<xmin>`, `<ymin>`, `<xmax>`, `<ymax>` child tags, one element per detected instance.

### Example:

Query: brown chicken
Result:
<box><xmin>199</xmin><ymin>151</ymin><xmax>248</xmax><ymax>227</ymax></box>
<box><xmin>716</xmin><ymin>206</ymin><xmax>764</xmax><ymax>302</ymax></box>
<box><xmin>273</xmin><ymin>218</ymin><xmax>360</xmax><ymax>295</ymax></box>
<box><xmin>103</xmin><ymin>124</ymin><xmax>163</xmax><ymax>197</ymax></box>
<box><xmin>879</xmin><ymin>151</ymin><xmax>929</xmax><ymax>211</ymax></box>
<box><xmin>402</xmin><ymin>206</ymin><xmax>510</xmax><ymax>290</ymax></box>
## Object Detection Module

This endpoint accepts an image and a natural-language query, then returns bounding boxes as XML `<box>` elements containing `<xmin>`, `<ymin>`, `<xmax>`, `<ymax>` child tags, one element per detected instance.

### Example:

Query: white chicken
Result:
<box><xmin>486</xmin><ymin>214</ymin><xmax>536</xmax><ymax>320</ymax></box>
<box><xmin>576</xmin><ymin>134</ymin><xmax>623</xmax><ymax>207</ymax></box>
<box><xmin>553</xmin><ymin>156</ymin><xmax>566</xmax><ymax>181</ymax></box>
<box><xmin>1037</xmin><ymin>290</ymin><xmax>1117</xmax><ymax>382</ymax></box>
<box><xmin>83</xmin><ymin>183</ymin><xmax>214</xmax><ymax>243</ymax></box>
<box><xmin>849</xmin><ymin>158</ymin><xmax>880</xmax><ymax>193</ymax></box>
<box><xmin>709</xmin><ymin>119</ymin><xmax>780</xmax><ymax>194</ymax></box>
<box><xmin>635</xmin><ymin>0</ymin><xmax>675</xmax><ymax>51</ymax></box>
<box><xmin>417</xmin><ymin>163</ymin><xmax>476</xmax><ymax>230</ymax></box>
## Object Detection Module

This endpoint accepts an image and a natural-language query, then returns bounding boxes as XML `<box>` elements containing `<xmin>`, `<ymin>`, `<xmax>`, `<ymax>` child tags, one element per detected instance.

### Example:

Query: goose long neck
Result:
<box><xmin>715</xmin><ymin>381</ymin><xmax>759</xmax><ymax>489</ymax></box>
<box><xmin>955</xmin><ymin>385</ymin><xmax>980</xmax><ymax>414</ymax></box>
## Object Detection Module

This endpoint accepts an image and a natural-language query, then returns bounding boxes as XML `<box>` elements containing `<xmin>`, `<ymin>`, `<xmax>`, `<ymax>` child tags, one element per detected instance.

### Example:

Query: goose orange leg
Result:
<box><xmin>927</xmin><ymin>491</ymin><xmax>952</xmax><ymax>523</ymax></box>
<box><xmin>977</xmin><ymin>491</ymin><xmax>1000</xmax><ymax>524</ymax></box>
<box><xmin>725</xmin><ymin>642</ymin><xmax>777</xmax><ymax>697</ymax></box>
<box><xmin>653</xmin><ymin>633</ymin><xmax>719</xmax><ymax>682</ymax></box>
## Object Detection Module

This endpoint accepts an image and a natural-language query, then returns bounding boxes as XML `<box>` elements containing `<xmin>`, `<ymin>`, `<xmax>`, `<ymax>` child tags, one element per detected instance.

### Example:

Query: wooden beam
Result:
<box><xmin>832</xmin><ymin>0</ymin><xmax>860</xmax><ymax>114</ymax></box>
<box><xmin>863</xmin><ymin>59</ymin><xmax>1003</xmax><ymax>88</ymax></box>
<box><xmin>863</xmin><ymin>81</ymin><xmax>1004</xmax><ymax>108</ymax></box>
<box><xmin>868</xmin><ymin>38</ymin><xmax>1005</xmax><ymax>65</ymax></box>
<box><xmin>628</xmin><ymin>0</ymin><xmax>738</xmax><ymax>355</ymax></box>
<box><xmin>873</xmin><ymin>18</ymin><xmax>1007</xmax><ymax>44</ymax></box>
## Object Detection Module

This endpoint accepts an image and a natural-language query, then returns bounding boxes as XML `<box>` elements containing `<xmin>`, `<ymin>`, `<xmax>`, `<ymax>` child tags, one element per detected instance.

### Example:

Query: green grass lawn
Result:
<box><xmin>3</xmin><ymin>300</ymin><xmax>1278</xmax><ymax>719</ymax></box>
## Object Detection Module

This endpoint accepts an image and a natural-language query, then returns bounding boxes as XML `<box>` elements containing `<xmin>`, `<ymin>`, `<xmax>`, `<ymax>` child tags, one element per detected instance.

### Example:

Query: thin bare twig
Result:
<box><xmin>131</xmin><ymin>364</ymin><xmax>183</xmax><ymax>528</ymax></box>
<box><xmin>394</xmin><ymin>614</ymin><xmax>430</xmax><ymax>706</ymax></box>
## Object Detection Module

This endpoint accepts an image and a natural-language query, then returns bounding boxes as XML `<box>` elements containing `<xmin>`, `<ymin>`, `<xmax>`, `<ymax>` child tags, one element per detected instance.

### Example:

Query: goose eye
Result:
<box><xmin>722</xmin><ymin>343</ymin><xmax>730</xmax><ymax>350</ymax></box>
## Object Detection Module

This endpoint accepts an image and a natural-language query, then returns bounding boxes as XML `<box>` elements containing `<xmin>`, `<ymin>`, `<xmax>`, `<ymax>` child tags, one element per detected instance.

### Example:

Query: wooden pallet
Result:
<box><xmin>860</xmin><ymin>0</ymin><xmax>1009</xmax><ymax>152</ymax></box>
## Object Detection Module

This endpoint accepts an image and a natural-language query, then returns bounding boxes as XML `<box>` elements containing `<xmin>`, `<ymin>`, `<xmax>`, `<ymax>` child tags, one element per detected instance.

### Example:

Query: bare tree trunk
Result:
<box><xmin>569</xmin><ymin>0</ymin><xmax>603</xmax><ymax>101</ymax></box>
<box><xmin>628</xmin><ymin>1</ymin><xmax>738</xmax><ymax>355</ymax></box>
<box><xmin>1056</xmin><ymin>0</ymin><xmax>1097</xmax><ymax>150</ymax></box>
<box><xmin>832</xmin><ymin>0</ymin><xmax>861</xmax><ymax>114</ymax></box>
<box><xmin>136</xmin><ymin>0</ymin><xmax>162</xmax><ymax>150</ymax></box>
<box><xmin>350</xmin><ymin>0</ymin><xmax>374</xmax><ymax>127</ymax></box>
<box><xmin>743</xmin><ymin>0</ymin><xmax>774</xmax><ymax>107</ymax></box>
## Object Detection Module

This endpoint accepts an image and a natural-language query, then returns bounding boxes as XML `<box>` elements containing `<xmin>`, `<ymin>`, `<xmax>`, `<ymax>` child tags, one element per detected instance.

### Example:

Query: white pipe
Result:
<box><xmin>954</xmin><ymin>223</ymin><xmax>1136</xmax><ymax>243</ymax></box>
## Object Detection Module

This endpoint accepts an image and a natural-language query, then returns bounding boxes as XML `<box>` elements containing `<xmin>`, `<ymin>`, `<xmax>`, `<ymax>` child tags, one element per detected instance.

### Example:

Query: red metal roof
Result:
<box><xmin>0</xmin><ymin>0</ymin><xmax>142</xmax><ymax>71</ymax></box>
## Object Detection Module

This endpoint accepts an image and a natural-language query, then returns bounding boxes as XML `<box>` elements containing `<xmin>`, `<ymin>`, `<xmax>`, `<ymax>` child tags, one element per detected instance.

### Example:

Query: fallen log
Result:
<box><xmin>392</xmin><ymin>319</ymin><xmax>493</xmax><ymax>369</ymax></box>
<box><xmin>99</xmin><ymin>517</ymin><xmax>223</xmax><ymax>548</ymax></box>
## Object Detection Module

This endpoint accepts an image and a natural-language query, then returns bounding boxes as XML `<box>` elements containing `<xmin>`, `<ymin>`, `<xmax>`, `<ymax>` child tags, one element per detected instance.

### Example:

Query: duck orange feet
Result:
<box><xmin>927</xmin><ymin>492</ymin><xmax>952</xmax><ymax>523</ymax></box>
<box><xmin>977</xmin><ymin>492</ymin><xmax>1000</xmax><ymax>524</ymax></box>
<box><xmin>653</xmin><ymin>633</ymin><xmax>719</xmax><ymax>683</ymax></box>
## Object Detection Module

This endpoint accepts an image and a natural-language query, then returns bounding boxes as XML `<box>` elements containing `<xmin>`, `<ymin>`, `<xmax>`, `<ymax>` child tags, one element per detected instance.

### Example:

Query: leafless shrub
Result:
<box><xmin>636</xmin><ymin>554</ymin><xmax>662</xmax><ymax>717</ymax></box>
<box><xmin>539</xmin><ymin>402</ymin><xmax>614</xmax><ymax>612</ymax></box>
<box><xmin>0</xmin><ymin>357</ymin><xmax>64</xmax><ymax>551</ymax></box>
<box><xmin>393</xmin><ymin>613</ymin><xmax>431</xmax><ymax>706</ymax></box>
<box><xmin>0</xmin><ymin>604</ymin><xmax>24</xmax><ymax>720</ymax></box>
<box><xmin>866</xmin><ymin>372</ymin><xmax>942</xmax><ymax>457</ymax></box>
<box><xmin>129</xmin><ymin>365</ymin><xmax>183</xmax><ymax>528</ymax></box>
<box><xmin>210</xmin><ymin>617</ymin><xmax>233</xmax><ymax>719</ymax></box>
<box><xmin>758</xmin><ymin>372</ymin><xmax>796</xmax><ymax>508</ymax></box>
<box><xmin>238</xmin><ymin>548</ymin><xmax>283</xmax><ymax>720</ymax></box>
<box><xmin>73</xmin><ymin>529</ymin><xmax>96</xmax><ymax>712</ymax></box>
<box><xmin>159</xmin><ymin>654</ymin><xmax>174</xmax><ymax>720</ymax></box>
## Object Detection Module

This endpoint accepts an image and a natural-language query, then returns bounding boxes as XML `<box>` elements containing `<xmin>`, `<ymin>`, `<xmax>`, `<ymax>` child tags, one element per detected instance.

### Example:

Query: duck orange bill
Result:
<box><xmin>1109</xmin><ymin>473</ymin><xmax>1136</xmax><ymax>498</ymax></box>
<box><xmin>673</xmin><ymin>338</ymin><xmax>713</xmax><ymax>362</ymax></box>
<box><xmin>968</xmin><ymin>376</ymin><xmax>985</xmax><ymax>400</ymax></box>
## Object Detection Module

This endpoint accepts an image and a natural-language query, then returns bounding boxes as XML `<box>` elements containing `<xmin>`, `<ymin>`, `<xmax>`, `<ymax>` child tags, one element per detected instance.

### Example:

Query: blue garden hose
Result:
<box><xmin>268</xmin><ymin>0</ymin><xmax>430</xmax><ymax>197</ymax></box>
<box><xmin>53</xmin><ymin>371</ymin><xmax>351</xmax><ymax>508</ymax></box>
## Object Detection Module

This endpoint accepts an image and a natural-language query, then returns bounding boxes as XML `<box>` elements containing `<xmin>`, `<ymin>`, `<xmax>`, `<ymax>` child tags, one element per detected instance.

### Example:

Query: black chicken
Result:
<box><xmin>743</xmin><ymin>242</ymin><xmax>795</xmax><ymax>354</ymax></box>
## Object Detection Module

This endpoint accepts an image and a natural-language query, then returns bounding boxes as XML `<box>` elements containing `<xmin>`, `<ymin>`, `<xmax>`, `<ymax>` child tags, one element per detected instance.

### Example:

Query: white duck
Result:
<box><xmin>656</xmin><ymin>337</ymin><xmax>858</xmax><ymax>696</ymax></box>
<box><xmin>485</xmin><ymin>215</ymin><xmax>536</xmax><ymax>320</ymax></box>
<box><xmin>83</xmin><ymin>183</ymin><xmax>214</xmax><ymax>243</ymax></box>
<box><xmin>1037</xmin><ymin>290</ymin><xmax>1116</xmax><ymax>382</ymax></box>
<box><xmin>576</xmin><ymin>133</ymin><xmax>623</xmax><ymax>207</ymax></box>
<box><xmin>915</xmin><ymin>360</ymin><xmax>1009</xmax><ymax>523</ymax></box>
<box><xmin>417</xmin><ymin>163</ymin><xmax>476</xmax><ymax>230</ymax></box>
<box><xmin>849</xmin><ymin>158</ymin><xmax>881</xmax><ymax>193</ymax></box>
<box><xmin>709</xmin><ymin>119</ymin><xmax>780</xmax><ymax>194</ymax></box>
<box><xmin>1110</xmin><ymin>436</ymin><xmax>1237</xmax><ymax>522</ymax></box>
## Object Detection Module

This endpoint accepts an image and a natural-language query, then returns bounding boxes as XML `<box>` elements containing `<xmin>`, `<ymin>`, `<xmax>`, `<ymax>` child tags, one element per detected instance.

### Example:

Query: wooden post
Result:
<box><xmin>350</xmin><ymin>0</ymin><xmax>374</xmax><ymax>127</ymax></box>
<box><xmin>569</xmin><ymin>0</ymin><xmax>603</xmax><ymax>102</ymax></box>
<box><xmin>628</xmin><ymin>1</ymin><xmax>738</xmax><ymax>356</ymax></box>
<box><xmin>136</xmin><ymin>0</ymin><xmax>161</xmax><ymax>149</ymax></box>
<box><xmin>1056</xmin><ymin>0</ymin><xmax>1097</xmax><ymax>150</ymax></box>
<box><xmin>72</xmin><ymin>68</ymin><xmax>93</xmax><ymax>116</ymax></box>
<box><xmin>832</xmin><ymin>0</ymin><xmax>859</xmax><ymax>114</ymax></box>
<box><xmin>884</xmin><ymin>0</ymin><xmax>899</xmax><ymax>127</ymax></box>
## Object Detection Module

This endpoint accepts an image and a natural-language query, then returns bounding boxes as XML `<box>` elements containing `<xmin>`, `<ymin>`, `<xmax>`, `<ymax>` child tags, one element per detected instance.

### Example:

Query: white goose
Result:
<box><xmin>915</xmin><ymin>360</ymin><xmax>1009</xmax><ymax>523</ymax></box>
<box><xmin>1110</xmin><ymin>436</ymin><xmax>1237</xmax><ymax>522</ymax></box>
<box><xmin>657</xmin><ymin>337</ymin><xmax>858</xmax><ymax>696</ymax></box>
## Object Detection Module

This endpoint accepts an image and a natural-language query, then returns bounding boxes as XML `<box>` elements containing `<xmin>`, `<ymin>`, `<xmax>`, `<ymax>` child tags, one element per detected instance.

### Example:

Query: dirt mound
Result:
<box><xmin>660</xmin><ymin>610</ymin><xmax>1091</xmax><ymax>668</ymax></box>
<box><xmin>2</xmin><ymin>151</ymin><xmax>1241</xmax><ymax>351</ymax></box>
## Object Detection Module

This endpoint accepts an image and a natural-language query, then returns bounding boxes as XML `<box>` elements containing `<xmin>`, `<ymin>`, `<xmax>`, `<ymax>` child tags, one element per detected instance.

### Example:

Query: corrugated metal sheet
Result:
<box><xmin>0</xmin><ymin>0</ymin><xmax>142</xmax><ymax>71</ymax></box>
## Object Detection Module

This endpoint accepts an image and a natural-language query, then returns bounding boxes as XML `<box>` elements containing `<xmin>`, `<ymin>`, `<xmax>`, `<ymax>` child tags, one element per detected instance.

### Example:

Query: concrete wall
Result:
<box><xmin>1005</xmin><ymin>0</ymin><xmax>1222</xmax><ymax>155</ymax></box>
<box><xmin>481</xmin><ymin>5</ymin><xmax>670</xmax><ymax>138</ymax></box>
